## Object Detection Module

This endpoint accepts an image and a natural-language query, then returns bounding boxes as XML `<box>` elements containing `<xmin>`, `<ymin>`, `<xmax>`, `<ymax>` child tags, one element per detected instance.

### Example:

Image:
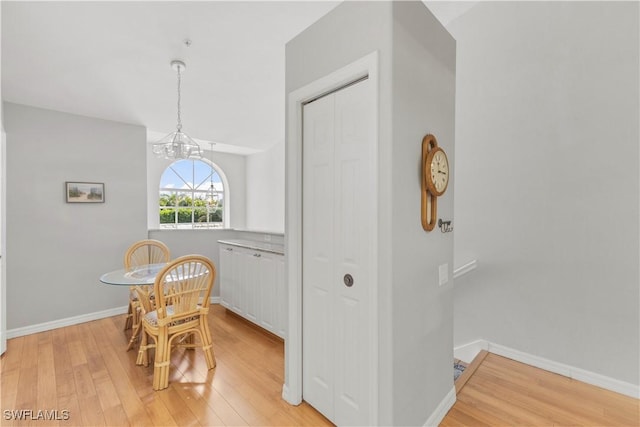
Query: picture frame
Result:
<box><xmin>65</xmin><ymin>182</ymin><xmax>105</xmax><ymax>203</ymax></box>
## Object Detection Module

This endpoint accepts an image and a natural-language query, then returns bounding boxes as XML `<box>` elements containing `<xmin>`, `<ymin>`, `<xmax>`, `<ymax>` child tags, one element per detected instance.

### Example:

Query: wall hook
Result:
<box><xmin>438</xmin><ymin>218</ymin><xmax>453</xmax><ymax>233</ymax></box>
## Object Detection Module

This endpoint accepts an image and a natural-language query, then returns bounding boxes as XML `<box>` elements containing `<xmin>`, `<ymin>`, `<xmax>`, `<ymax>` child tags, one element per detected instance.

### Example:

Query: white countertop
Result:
<box><xmin>218</xmin><ymin>239</ymin><xmax>284</xmax><ymax>255</ymax></box>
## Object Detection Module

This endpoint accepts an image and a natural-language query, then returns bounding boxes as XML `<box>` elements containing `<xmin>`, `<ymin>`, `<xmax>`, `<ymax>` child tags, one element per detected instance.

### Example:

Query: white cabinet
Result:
<box><xmin>219</xmin><ymin>245</ymin><xmax>233</xmax><ymax>309</ymax></box>
<box><xmin>219</xmin><ymin>243</ymin><xmax>286</xmax><ymax>339</ymax></box>
<box><xmin>258</xmin><ymin>251</ymin><xmax>287</xmax><ymax>338</ymax></box>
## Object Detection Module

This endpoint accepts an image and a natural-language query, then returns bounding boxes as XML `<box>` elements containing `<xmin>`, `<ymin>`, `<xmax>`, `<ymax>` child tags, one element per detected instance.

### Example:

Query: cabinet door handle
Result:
<box><xmin>253</xmin><ymin>253</ymin><xmax>262</xmax><ymax>258</ymax></box>
<box><xmin>225</xmin><ymin>248</ymin><xmax>233</xmax><ymax>251</ymax></box>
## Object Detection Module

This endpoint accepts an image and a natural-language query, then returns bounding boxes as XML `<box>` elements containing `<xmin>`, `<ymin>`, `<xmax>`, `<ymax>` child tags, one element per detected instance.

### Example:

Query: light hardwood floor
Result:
<box><xmin>0</xmin><ymin>305</ymin><xmax>332</xmax><ymax>426</ymax></box>
<box><xmin>2</xmin><ymin>308</ymin><xmax>638</xmax><ymax>426</ymax></box>
<box><xmin>443</xmin><ymin>352</ymin><xmax>640</xmax><ymax>426</ymax></box>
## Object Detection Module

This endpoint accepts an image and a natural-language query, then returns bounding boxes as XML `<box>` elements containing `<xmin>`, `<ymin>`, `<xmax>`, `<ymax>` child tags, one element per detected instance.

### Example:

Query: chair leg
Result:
<box><xmin>124</xmin><ymin>287</ymin><xmax>139</xmax><ymax>331</ymax></box>
<box><xmin>200</xmin><ymin>320</ymin><xmax>216</xmax><ymax>370</ymax></box>
<box><xmin>126</xmin><ymin>309</ymin><xmax>142</xmax><ymax>352</ymax></box>
<box><xmin>136</xmin><ymin>328</ymin><xmax>150</xmax><ymax>366</ymax></box>
<box><xmin>153</xmin><ymin>329</ymin><xmax>170</xmax><ymax>391</ymax></box>
<box><xmin>131</xmin><ymin>300</ymin><xmax>140</xmax><ymax>328</ymax></box>
<box><xmin>124</xmin><ymin>301</ymin><xmax>133</xmax><ymax>330</ymax></box>
<box><xmin>185</xmin><ymin>332</ymin><xmax>195</xmax><ymax>347</ymax></box>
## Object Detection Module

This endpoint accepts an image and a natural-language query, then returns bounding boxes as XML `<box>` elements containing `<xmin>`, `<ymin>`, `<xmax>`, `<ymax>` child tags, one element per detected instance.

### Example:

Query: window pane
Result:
<box><xmin>160</xmin><ymin>208</ymin><xmax>175</xmax><ymax>224</ymax></box>
<box><xmin>195</xmin><ymin>166</ymin><xmax>223</xmax><ymax>191</ymax></box>
<box><xmin>159</xmin><ymin>192</ymin><xmax>175</xmax><ymax>207</ymax></box>
<box><xmin>210</xmin><ymin>208</ymin><xmax>223</xmax><ymax>223</ymax></box>
<box><xmin>194</xmin><ymin>161</ymin><xmax>213</xmax><ymax>190</ymax></box>
<box><xmin>193</xmin><ymin>193</ymin><xmax>208</xmax><ymax>207</ymax></box>
<box><xmin>169</xmin><ymin>160</ymin><xmax>195</xmax><ymax>189</ymax></box>
<box><xmin>194</xmin><ymin>207</ymin><xmax>208</xmax><ymax>223</ymax></box>
<box><xmin>160</xmin><ymin>163</ymin><xmax>187</xmax><ymax>189</ymax></box>
<box><xmin>176</xmin><ymin>191</ymin><xmax>192</xmax><ymax>207</ymax></box>
<box><xmin>177</xmin><ymin>208</ymin><xmax>193</xmax><ymax>223</ymax></box>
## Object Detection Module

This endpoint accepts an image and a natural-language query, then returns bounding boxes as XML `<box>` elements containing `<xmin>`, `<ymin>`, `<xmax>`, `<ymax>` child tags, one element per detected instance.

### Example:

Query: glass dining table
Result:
<box><xmin>100</xmin><ymin>262</ymin><xmax>168</xmax><ymax>351</ymax></box>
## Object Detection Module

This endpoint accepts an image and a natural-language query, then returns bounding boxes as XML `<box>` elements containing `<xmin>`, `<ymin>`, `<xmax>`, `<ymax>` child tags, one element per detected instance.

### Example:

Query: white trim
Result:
<box><xmin>453</xmin><ymin>259</ymin><xmax>477</xmax><ymax>279</ymax></box>
<box><xmin>281</xmin><ymin>383</ymin><xmax>292</xmax><ymax>403</ymax></box>
<box><xmin>423</xmin><ymin>386</ymin><xmax>456</xmax><ymax>427</ymax></box>
<box><xmin>453</xmin><ymin>339</ymin><xmax>489</xmax><ymax>364</ymax></box>
<box><xmin>6</xmin><ymin>296</ymin><xmax>222</xmax><ymax>339</ymax></box>
<box><xmin>285</xmin><ymin>51</ymin><xmax>380</xmax><ymax>423</ymax></box>
<box><xmin>454</xmin><ymin>339</ymin><xmax>640</xmax><ymax>399</ymax></box>
<box><xmin>6</xmin><ymin>305</ymin><xmax>128</xmax><ymax>339</ymax></box>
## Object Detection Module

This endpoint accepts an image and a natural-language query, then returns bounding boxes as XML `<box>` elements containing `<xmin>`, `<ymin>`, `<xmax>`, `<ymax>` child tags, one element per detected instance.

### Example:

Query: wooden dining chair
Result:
<box><xmin>136</xmin><ymin>254</ymin><xmax>217</xmax><ymax>390</ymax></box>
<box><xmin>123</xmin><ymin>239</ymin><xmax>171</xmax><ymax>350</ymax></box>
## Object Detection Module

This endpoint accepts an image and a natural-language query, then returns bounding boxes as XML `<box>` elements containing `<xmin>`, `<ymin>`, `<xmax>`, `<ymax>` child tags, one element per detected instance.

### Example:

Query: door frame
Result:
<box><xmin>284</xmin><ymin>51</ymin><xmax>379</xmax><ymax>424</ymax></box>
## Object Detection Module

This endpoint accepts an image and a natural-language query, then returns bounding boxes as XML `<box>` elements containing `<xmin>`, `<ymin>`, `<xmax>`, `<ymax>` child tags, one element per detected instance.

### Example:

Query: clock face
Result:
<box><xmin>427</xmin><ymin>148</ymin><xmax>449</xmax><ymax>196</ymax></box>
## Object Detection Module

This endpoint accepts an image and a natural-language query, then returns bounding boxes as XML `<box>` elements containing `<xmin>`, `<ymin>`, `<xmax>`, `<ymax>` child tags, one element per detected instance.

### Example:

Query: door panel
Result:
<box><xmin>302</xmin><ymin>77</ymin><xmax>373</xmax><ymax>426</ymax></box>
<box><xmin>259</xmin><ymin>253</ymin><xmax>277</xmax><ymax>330</ymax></box>
<box><xmin>219</xmin><ymin>246</ymin><xmax>233</xmax><ymax>308</ymax></box>
<box><xmin>245</xmin><ymin>252</ymin><xmax>259</xmax><ymax>322</ymax></box>
<box><xmin>333</xmin><ymin>79</ymin><xmax>372</xmax><ymax>425</ymax></box>
<box><xmin>302</xmin><ymin>92</ymin><xmax>335</xmax><ymax>417</ymax></box>
<box><xmin>231</xmin><ymin>248</ymin><xmax>246</xmax><ymax>314</ymax></box>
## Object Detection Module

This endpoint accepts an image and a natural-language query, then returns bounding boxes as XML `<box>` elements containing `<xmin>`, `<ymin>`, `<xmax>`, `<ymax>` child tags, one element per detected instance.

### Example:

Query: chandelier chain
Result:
<box><xmin>176</xmin><ymin>65</ymin><xmax>182</xmax><ymax>132</ymax></box>
<box><xmin>151</xmin><ymin>59</ymin><xmax>202</xmax><ymax>160</ymax></box>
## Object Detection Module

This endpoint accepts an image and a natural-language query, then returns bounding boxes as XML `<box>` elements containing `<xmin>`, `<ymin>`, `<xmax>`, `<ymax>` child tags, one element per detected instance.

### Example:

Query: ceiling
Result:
<box><xmin>1</xmin><ymin>1</ymin><xmax>475</xmax><ymax>155</ymax></box>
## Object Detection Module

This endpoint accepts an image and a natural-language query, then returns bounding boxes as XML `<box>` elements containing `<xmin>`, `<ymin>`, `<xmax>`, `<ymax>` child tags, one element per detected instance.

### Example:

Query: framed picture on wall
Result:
<box><xmin>65</xmin><ymin>182</ymin><xmax>105</xmax><ymax>203</ymax></box>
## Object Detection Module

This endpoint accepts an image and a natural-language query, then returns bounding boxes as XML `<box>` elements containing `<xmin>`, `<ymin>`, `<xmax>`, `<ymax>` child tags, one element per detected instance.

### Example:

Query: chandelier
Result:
<box><xmin>152</xmin><ymin>60</ymin><xmax>202</xmax><ymax>160</ymax></box>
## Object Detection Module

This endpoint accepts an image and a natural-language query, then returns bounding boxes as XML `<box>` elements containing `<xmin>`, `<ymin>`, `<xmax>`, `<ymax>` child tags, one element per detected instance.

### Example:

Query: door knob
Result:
<box><xmin>343</xmin><ymin>274</ymin><xmax>354</xmax><ymax>287</ymax></box>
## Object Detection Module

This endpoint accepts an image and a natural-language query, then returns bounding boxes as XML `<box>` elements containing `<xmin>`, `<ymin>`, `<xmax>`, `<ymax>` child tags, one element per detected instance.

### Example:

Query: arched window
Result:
<box><xmin>159</xmin><ymin>159</ymin><xmax>226</xmax><ymax>229</ymax></box>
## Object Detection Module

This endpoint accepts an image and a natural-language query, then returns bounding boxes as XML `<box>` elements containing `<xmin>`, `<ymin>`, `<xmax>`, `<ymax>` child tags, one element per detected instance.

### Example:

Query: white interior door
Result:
<box><xmin>0</xmin><ymin>126</ymin><xmax>5</xmax><ymax>355</ymax></box>
<box><xmin>302</xmin><ymin>77</ymin><xmax>374</xmax><ymax>426</ymax></box>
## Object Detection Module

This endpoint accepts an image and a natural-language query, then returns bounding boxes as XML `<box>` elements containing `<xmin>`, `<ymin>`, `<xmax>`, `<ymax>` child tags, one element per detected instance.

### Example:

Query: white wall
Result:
<box><xmin>390</xmin><ymin>2</ymin><xmax>456</xmax><ymax>422</ymax></box>
<box><xmin>286</xmin><ymin>1</ymin><xmax>455</xmax><ymax>424</ymax></box>
<box><xmin>449</xmin><ymin>2</ymin><xmax>639</xmax><ymax>385</ymax></box>
<box><xmin>146</xmin><ymin>146</ymin><xmax>247</xmax><ymax>230</ymax></box>
<box><xmin>4</xmin><ymin>103</ymin><xmax>148</xmax><ymax>329</ymax></box>
<box><xmin>246</xmin><ymin>140</ymin><xmax>285</xmax><ymax>232</ymax></box>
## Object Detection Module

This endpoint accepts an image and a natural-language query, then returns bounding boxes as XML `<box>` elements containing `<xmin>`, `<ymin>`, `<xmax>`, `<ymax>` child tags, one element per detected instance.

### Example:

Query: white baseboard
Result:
<box><xmin>454</xmin><ymin>339</ymin><xmax>488</xmax><ymax>363</ymax></box>
<box><xmin>454</xmin><ymin>339</ymin><xmax>640</xmax><ymax>399</ymax></box>
<box><xmin>6</xmin><ymin>305</ymin><xmax>128</xmax><ymax>339</ymax></box>
<box><xmin>6</xmin><ymin>297</ymin><xmax>223</xmax><ymax>340</ymax></box>
<box><xmin>424</xmin><ymin>386</ymin><xmax>456</xmax><ymax>427</ymax></box>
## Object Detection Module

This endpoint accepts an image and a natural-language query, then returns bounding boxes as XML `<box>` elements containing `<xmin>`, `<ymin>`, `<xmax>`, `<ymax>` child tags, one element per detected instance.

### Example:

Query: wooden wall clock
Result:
<box><xmin>421</xmin><ymin>134</ymin><xmax>449</xmax><ymax>231</ymax></box>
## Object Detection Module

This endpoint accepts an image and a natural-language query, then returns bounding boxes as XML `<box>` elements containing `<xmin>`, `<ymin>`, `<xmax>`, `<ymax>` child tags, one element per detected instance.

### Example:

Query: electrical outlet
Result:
<box><xmin>439</xmin><ymin>263</ymin><xmax>449</xmax><ymax>286</ymax></box>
